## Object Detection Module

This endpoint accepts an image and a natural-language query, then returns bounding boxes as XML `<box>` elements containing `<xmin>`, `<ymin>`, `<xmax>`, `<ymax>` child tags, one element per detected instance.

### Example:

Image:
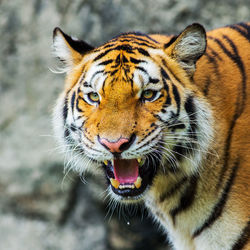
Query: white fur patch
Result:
<box><xmin>52</xmin><ymin>31</ymin><xmax>74</xmax><ymax>73</ymax></box>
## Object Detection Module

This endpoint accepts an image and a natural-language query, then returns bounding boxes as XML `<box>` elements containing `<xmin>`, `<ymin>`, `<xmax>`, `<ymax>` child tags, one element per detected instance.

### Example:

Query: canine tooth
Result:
<box><xmin>137</xmin><ymin>158</ymin><xmax>144</xmax><ymax>166</ymax></box>
<box><xmin>104</xmin><ymin>160</ymin><xmax>108</xmax><ymax>166</ymax></box>
<box><xmin>110</xmin><ymin>178</ymin><xmax>120</xmax><ymax>189</ymax></box>
<box><xmin>134</xmin><ymin>176</ymin><xmax>142</xmax><ymax>189</ymax></box>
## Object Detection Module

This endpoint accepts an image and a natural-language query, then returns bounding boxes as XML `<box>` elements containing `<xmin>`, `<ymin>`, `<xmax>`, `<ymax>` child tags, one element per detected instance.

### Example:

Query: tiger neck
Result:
<box><xmin>144</xmin><ymin>96</ymin><xmax>218</xmax><ymax>249</ymax></box>
<box><xmin>144</xmin><ymin>157</ymin><xmax>214</xmax><ymax>250</ymax></box>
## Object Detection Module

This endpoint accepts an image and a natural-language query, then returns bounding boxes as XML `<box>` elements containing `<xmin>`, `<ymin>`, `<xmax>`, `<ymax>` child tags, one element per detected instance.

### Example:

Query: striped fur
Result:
<box><xmin>52</xmin><ymin>23</ymin><xmax>250</xmax><ymax>249</ymax></box>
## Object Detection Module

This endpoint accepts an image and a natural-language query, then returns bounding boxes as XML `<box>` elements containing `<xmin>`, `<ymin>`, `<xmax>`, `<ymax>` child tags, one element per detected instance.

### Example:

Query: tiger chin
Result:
<box><xmin>52</xmin><ymin>23</ymin><xmax>250</xmax><ymax>250</ymax></box>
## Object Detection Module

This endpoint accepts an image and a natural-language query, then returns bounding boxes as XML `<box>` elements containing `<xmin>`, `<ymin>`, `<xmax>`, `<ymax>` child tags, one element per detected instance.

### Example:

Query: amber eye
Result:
<box><xmin>141</xmin><ymin>89</ymin><xmax>156</xmax><ymax>101</ymax></box>
<box><xmin>87</xmin><ymin>92</ymin><xmax>100</xmax><ymax>103</ymax></box>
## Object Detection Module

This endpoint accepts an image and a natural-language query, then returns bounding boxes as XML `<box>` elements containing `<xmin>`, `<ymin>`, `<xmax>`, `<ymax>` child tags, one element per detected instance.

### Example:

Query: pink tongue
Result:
<box><xmin>113</xmin><ymin>159</ymin><xmax>139</xmax><ymax>184</ymax></box>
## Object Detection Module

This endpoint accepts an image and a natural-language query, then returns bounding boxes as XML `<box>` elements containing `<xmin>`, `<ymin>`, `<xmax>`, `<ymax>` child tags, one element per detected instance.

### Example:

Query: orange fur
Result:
<box><xmin>53</xmin><ymin>23</ymin><xmax>250</xmax><ymax>249</ymax></box>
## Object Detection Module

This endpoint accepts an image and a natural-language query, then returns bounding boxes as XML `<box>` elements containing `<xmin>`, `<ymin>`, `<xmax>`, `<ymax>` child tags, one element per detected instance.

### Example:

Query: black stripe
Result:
<box><xmin>130</xmin><ymin>78</ymin><xmax>134</xmax><ymax>90</ymax></box>
<box><xmin>231</xmin><ymin>220</ymin><xmax>250</xmax><ymax>250</ymax></box>
<box><xmin>93</xmin><ymin>48</ymin><xmax>113</xmax><ymax>61</ymax></box>
<box><xmin>172</xmin><ymin>84</ymin><xmax>181</xmax><ymax>116</ymax></box>
<box><xmin>69</xmin><ymin>124</ymin><xmax>77</xmax><ymax>132</ymax></box>
<box><xmin>90</xmin><ymin>70</ymin><xmax>104</xmax><ymax>85</ymax></box>
<box><xmin>153</xmin><ymin>114</ymin><xmax>167</xmax><ymax>124</ymax></box>
<box><xmin>123</xmin><ymin>55</ymin><xmax>129</xmax><ymax>63</ymax></box>
<box><xmin>170</xmin><ymin>123</ymin><xmax>186</xmax><ymax>130</ymax></box>
<box><xmin>98</xmin><ymin>59</ymin><xmax>113</xmax><ymax>65</ymax></box>
<box><xmin>135</xmin><ymin>66</ymin><xmax>148</xmax><ymax>74</ymax></box>
<box><xmin>130</xmin><ymin>41</ymin><xmax>156</xmax><ymax>48</ymax></box>
<box><xmin>222</xmin><ymin>35</ymin><xmax>247</xmax><ymax>115</ymax></box>
<box><xmin>170</xmin><ymin>175</ymin><xmax>198</xmax><ymax>225</ymax></box>
<box><xmin>159</xmin><ymin>176</ymin><xmax>188</xmax><ymax>202</ymax></box>
<box><xmin>161</xmin><ymin>59</ymin><xmax>184</xmax><ymax>86</ymax></box>
<box><xmin>208</xmin><ymin>36</ymin><xmax>246</xmax><ymax>117</ymax></box>
<box><xmin>228</xmin><ymin>23</ymin><xmax>250</xmax><ymax>41</ymax></box>
<box><xmin>137</xmin><ymin>48</ymin><xmax>150</xmax><ymax>57</ymax></box>
<box><xmin>149</xmin><ymin>77</ymin><xmax>159</xmax><ymax>84</ymax></box>
<box><xmin>130</xmin><ymin>57</ymin><xmax>147</xmax><ymax>64</ymax></box>
<box><xmin>102</xmin><ymin>43</ymin><xmax>116</xmax><ymax>49</ymax></box>
<box><xmin>163</xmin><ymin>80</ymin><xmax>171</xmax><ymax>106</ymax></box>
<box><xmin>164</xmin><ymin>35</ymin><xmax>177</xmax><ymax>49</ymax></box>
<box><xmin>76</xmin><ymin>96</ymin><xmax>86</xmax><ymax>112</ymax></box>
<box><xmin>202</xmin><ymin>45</ymin><xmax>221</xmax><ymax>96</ymax></box>
<box><xmin>110</xmin><ymin>32</ymin><xmax>159</xmax><ymax>44</ymax></box>
<box><xmin>172</xmin><ymin>143</ymin><xmax>188</xmax><ymax>162</ymax></box>
<box><xmin>110</xmin><ymin>69</ymin><xmax>118</xmax><ymax>76</ymax></box>
<box><xmin>113</xmin><ymin>44</ymin><xmax>135</xmax><ymax>54</ymax></box>
<box><xmin>115</xmin><ymin>54</ymin><xmax>121</xmax><ymax>65</ymax></box>
<box><xmin>203</xmin><ymin>77</ymin><xmax>211</xmax><ymax>96</ymax></box>
<box><xmin>184</xmin><ymin>95</ymin><xmax>196</xmax><ymax>116</ymax></box>
<box><xmin>64</xmin><ymin>128</ymin><xmax>70</xmax><ymax>141</ymax></box>
<box><xmin>209</xmin><ymin>36</ymin><xmax>247</xmax><ymax>189</ymax></box>
<box><xmin>102</xmin><ymin>78</ymin><xmax>107</xmax><ymax>94</ymax></box>
<box><xmin>161</xmin><ymin>68</ymin><xmax>170</xmax><ymax>80</ymax></box>
<box><xmin>83</xmin><ymin>81</ymin><xmax>91</xmax><ymax>87</ymax></box>
<box><xmin>184</xmin><ymin>96</ymin><xmax>197</xmax><ymax>141</ymax></box>
<box><xmin>63</xmin><ymin>92</ymin><xmax>70</xmax><ymax>141</ymax></box>
<box><xmin>206</xmin><ymin>43</ymin><xmax>223</xmax><ymax>61</ymax></box>
<box><xmin>136</xmin><ymin>128</ymin><xmax>160</xmax><ymax>150</ymax></box>
<box><xmin>63</xmin><ymin>96</ymin><xmax>68</xmax><ymax>123</ymax></box>
<box><xmin>193</xmin><ymin>159</ymin><xmax>240</xmax><ymax>238</ymax></box>
<box><xmin>116</xmin><ymin>39</ymin><xmax>157</xmax><ymax>48</ymax></box>
<box><xmin>121</xmin><ymin>33</ymin><xmax>160</xmax><ymax>44</ymax></box>
<box><xmin>71</xmin><ymin>91</ymin><xmax>76</xmax><ymax>112</ymax></box>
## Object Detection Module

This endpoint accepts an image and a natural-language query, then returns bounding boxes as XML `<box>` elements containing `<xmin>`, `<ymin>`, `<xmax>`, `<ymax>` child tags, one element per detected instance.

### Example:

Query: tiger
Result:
<box><xmin>52</xmin><ymin>22</ymin><xmax>250</xmax><ymax>250</ymax></box>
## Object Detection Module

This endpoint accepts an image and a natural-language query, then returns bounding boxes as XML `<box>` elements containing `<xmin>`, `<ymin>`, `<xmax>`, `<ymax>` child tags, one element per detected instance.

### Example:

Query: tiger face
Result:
<box><xmin>53</xmin><ymin>24</ymin><xmax>213</xmax><ymax>202</ymax></box>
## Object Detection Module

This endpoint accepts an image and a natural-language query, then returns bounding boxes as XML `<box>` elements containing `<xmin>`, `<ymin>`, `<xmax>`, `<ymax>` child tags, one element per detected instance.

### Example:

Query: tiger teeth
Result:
<box><xmin>137</xmin><ymin>158</ymin><xmax>144</xmax><ymax>166</ymax></box>
<box><xmin>119</xmin><ymin>184</ymin><xmax>135</xmax><ymax>189</ymax></box>
<box><xmin>110</xmin><ymin>178</ymin><xmax>120</xmax><ymax>189</ymax></box>
<box><xmin>103</xmin><ymin>160</ymin><xmax>108</xmax><ymax>166</ymax></box>
<box><xmin>134</xmin><ymin>176</ymin><xmax>142</xmax><ymax>189</ymax></box>
<box><xmin>110</xmin><ymin>177</ymin><xmax>142</xmax><ymax>189</ymax></box>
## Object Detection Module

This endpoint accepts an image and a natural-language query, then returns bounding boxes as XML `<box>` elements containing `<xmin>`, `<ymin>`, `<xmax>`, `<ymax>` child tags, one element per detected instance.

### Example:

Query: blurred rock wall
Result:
<box><xmin>0</xmin><ymin>0</ymin><xmax>249</xmax><ymax>249</ymax></box>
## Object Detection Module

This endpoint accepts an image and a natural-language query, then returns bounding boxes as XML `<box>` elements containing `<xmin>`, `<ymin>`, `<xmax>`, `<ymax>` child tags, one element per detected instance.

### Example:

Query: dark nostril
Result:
<box><xmin>98</xmin><ymin>134</ymin><xmax>136</xmax><ymax>153</ymax></box>
<box><xmin>119</xmin><ymin>133</ymin><xmax>136</xmax><ymax>152</ymax></box>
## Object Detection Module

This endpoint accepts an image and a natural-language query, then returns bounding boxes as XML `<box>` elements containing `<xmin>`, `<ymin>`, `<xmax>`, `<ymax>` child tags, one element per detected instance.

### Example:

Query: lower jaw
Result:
<box><xmin>109</xmin><ymin>181</ymin><xmax>149</xmax><ymax>199</ymax></box>
<box><xmin>107</xmin><ymin>166</ymin><xmax>156</xmax><ymax>200</ymax></box>
<box><xmin>103</xmin><ymin>151</ymin><xmax>162</xmax><ymax>200</ymax></box>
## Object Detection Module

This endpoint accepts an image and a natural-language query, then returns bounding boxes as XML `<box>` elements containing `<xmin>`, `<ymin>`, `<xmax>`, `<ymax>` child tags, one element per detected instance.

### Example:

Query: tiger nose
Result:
<box><xmin>98</xmin><ymin>134</ymin><xmax>136</xmax><ymax>153</ymax></box>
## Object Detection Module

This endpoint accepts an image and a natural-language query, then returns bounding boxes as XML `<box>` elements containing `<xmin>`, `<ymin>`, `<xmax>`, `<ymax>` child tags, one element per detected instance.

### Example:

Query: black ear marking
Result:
<box><xmin>53</xmin><ymin>27</ymin><xmax>94</xmax><ymax>54</ymax></box>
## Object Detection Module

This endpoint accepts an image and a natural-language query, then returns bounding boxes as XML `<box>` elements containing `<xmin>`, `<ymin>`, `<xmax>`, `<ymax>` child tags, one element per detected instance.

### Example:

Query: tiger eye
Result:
<box><xmin>142</xmin><ymin>90</ymin><xmax>155</xmax><ymax>100</ymax></box>
<box><xmin>88</xmin><ymin>92</ymin><xmax>100</xmax><ymax>103</ymax></box>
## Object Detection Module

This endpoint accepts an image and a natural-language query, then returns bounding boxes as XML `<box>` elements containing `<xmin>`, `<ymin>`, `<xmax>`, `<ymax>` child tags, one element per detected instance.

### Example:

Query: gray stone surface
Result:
<box><xmin>0</xmin><ymin>0</ymin><xmax>249</xmax><ymax>249</ymax></box>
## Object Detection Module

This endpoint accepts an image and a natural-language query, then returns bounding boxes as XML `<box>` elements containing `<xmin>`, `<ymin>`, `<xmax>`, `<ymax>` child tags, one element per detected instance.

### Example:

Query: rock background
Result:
<box><xmin>0</xmin><ymin>0</ymin><xmax>249</xmax><ymax>249</ymax></box>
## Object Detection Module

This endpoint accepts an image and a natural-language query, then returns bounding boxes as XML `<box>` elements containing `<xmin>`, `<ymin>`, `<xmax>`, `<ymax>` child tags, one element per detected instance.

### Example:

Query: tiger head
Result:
<box><xmin>52</xmin><ymin>24</ymin><xmax>213</xmax><ymax>202</ymax></box>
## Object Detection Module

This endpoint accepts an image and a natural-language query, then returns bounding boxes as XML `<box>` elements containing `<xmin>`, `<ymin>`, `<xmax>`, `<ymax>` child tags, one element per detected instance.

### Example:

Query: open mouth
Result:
<box><xmin>102</xmin><ymin>156</ymin><xmax>159</xmax><ymax>199</ymax></box>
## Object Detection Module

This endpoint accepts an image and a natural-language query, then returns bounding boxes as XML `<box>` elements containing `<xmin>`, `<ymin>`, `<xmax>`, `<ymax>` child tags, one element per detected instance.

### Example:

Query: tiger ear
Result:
<box><xmin>164</xmin><ymin>23</ymin><xmax>206</xmax><ymax>76</ymax></box>
<box><xmin>52</xmin><ymin>27</ymin><xmax>94</xmax><ymax>72</ymax></box>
